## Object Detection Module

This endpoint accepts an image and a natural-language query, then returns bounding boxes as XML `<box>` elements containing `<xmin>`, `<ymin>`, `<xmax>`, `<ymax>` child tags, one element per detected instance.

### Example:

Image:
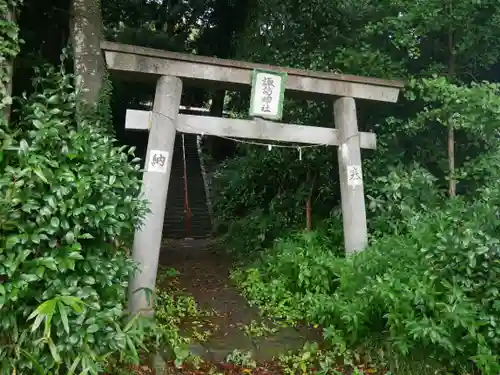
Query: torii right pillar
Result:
<box><xmin>334</xmin><ymin>96</ymin><xmax>368</xmax><ymax>255</ymax></box>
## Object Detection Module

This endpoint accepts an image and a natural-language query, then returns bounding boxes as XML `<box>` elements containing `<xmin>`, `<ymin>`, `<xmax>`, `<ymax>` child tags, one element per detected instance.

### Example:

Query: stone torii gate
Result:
<box><xmin>101</xmin><ymin>41</ymin><xmax>404</xmax><ymax>315</ymax></box>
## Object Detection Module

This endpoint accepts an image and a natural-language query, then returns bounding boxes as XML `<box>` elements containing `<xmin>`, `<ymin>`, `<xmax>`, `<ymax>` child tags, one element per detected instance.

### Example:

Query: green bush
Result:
<box><xmin>235</xmin><ymin>163</ymin><xmax>500</xmax><ymax>374</ymax></box>
<box><xmin>324</xmin><ymin>192</ymin><xmax>500</xmax><ymax>373</ymax></box>
<box><xmin>213</xmin><ymin>143</ymin><xmax>340</xmax><ymax>256</ymax></box>
<box><xmin>0</xmin><ymin>64</ymin><xmax>148</xmax><ymax>373</ymax></box>
<box><xmin>232</xmin><ymin>231</ymin><xmax>344</xmax><ymax>324</ymax></box>
<box><xmin>364</xmin><ymin>162</ymin><xmax>443</xmax><ymax>236</ymax></box>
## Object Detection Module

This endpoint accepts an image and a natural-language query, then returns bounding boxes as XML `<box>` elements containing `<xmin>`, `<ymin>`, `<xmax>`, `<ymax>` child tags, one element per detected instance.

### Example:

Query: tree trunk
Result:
<box><xmin>447</xmin><ymin>120</ymin><xmax>455</xmax><ymax>197</ymax></box>
<box><xmin>305</xmin><ymin>171</ymin><xmax>315</xmax><ymax>231</ymax></box>
<box><xmin>306</xmin><ymin>197</ymin><xmax>312</xmax><ymax>231</ymax></box>
<box><xmin>447</xmin><ymin>1</ymin><xmax>456</xmax><ymax>198</ymax></box>
<box><xmin>206</xmin><ymin>89</ymin><xmax>226</xmax><ymax>155</ymax></box>
<box><xmin>70</xmin><ymin>0</ymin><xmax>104</xmax><ymax>105</ymax></box>
<box><xmin>209</xmin><ymin>90</ymin><xmax>225</xmax><ymax>117</ymax></box>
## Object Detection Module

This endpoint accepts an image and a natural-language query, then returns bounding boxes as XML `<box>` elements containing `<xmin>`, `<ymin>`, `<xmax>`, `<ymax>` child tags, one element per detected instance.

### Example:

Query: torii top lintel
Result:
<box><xmin>101</xmin><ymin>41</ymin><xmax>404</xmax><ymax>103</ymax></box>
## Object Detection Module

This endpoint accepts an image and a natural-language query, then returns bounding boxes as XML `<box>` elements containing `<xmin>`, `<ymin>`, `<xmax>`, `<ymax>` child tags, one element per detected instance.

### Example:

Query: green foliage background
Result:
<box><xmin>4</xmin><ymin>0</ymin><xmax>500</xmax><ymax>373</ymax></box>
<box><xmin>214</xmin><ymin>0</ymin><xmax>500</xmax><ymax>373</ymax></box>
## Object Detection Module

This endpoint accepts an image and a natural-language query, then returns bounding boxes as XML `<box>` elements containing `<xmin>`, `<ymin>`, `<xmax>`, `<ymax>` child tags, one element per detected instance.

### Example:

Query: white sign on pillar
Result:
<box><xmin>147</xmin><ymin>150</ymin><xmax>169</xmax><ymax>173</ymax></box>
<box><xmin>346</xmin><ymin>165</ymin><xmax>363</xmax><ymax>187</ymax></box>
<box><xmin>249</xmin><ymin>69</ymin><xmax>287</xmax><ymax>120</ymax></box>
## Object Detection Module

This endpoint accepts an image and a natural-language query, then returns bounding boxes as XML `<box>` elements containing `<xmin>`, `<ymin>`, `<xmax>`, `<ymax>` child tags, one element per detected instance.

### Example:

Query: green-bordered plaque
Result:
<box><xmin>249</xmin><ymin>69</ymin><xmax>287</xmax><ymax>120</ymax></box>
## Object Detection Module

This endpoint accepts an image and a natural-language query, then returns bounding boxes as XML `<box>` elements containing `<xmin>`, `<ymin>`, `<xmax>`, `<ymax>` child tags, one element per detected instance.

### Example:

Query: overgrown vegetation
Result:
<box><xmin>1</xmin><ymin>2</ymin><xmax>149</xmax><ymax>372</ymax></box>
<box><xmin>0</xmin><ymin>57</ymin><xmax>151</xmax><ymax>372</ymax></box>
<box><xmin>215</xmin><ymin>3</ymin><xmax>500</xmax><ymax>373</ymax></box>
<box><xmin>5</xmin><ymin>0</ymin><xmax>500</xmax><ymax>373</ymax></box>
<box><xmin>224</xmin><ymin>80</ymin><xmax>500</xmax><ymax>374</ymax></box>
<box><xmin>1</xmin><ymin>1</ymin><xmax>216</xmax><ymax>373</ymax></box>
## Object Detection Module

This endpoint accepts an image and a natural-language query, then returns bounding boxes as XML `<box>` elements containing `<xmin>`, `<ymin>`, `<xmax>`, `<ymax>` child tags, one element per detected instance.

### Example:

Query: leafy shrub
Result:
<box><xmin>232</xmin><ymin>230</ymin><xmax>343</xmax><ymax>324</ymax></box>
<box><xmin>153</xmin><ymin>288</ymin><xmax>200</xmax><ymax>367</ymax></box>
<box><xmin>324</xmin><ymin>192</ymin><xmax>500</xmax><ymax>373</ymax></box>
<box><xmin>213</xmin><ymin>150</ymin><xmax>303</xmax><ymax>256</ymax></box>
<box><xmin>248</xmin><ymin>231</ymin><xmax>342</xmax><ymax>295</ymax></box>
<box><xmin>0</xmin><ymin>64</ymin><xmax>148</xmax><ymax>373</ymax></box>
<box><xmin>215</xmin><ymin>62</ymin><xmax>500</xmax><ymax>374</ymax></box>
<box><xmin>213</xmin><ymin>144</ymin><xmax>340</xmax><ymax>256</ymax></box>
<box><xmin>365</xmin><ymin>162</ymin><xmax>443</xmax><ymax>236</ymax></box>
<box><xmin>218</xmin><ymin>209</ymin><xmax>294</xmax><ymax>256</ymax></box>
<box><xmin>235</xmin><ymin>161</ymin><xmax>500</xmax><ymax>373</ymax></box>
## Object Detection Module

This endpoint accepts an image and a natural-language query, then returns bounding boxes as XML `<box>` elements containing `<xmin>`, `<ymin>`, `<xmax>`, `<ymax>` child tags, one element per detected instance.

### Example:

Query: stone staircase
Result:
<box><xmin>162</xmin><ymin>133</ymin><xmax>213</xmax><ymax>239</ymax></box>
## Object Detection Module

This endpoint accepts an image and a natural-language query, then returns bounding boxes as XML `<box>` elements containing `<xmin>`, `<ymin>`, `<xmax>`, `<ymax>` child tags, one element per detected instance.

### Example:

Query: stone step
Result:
<box><xmin>163</xmin><ymin>133</ymin><xmax>212</xmax><ymax>239</ymax></box>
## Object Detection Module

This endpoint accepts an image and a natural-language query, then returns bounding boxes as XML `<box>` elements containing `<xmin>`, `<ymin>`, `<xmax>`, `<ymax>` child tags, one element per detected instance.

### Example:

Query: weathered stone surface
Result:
<box><xmin>157</xmin><ymin>239</ymin><xmax>321</xmax><ymax>366</ymax></box>
<box><xmin>188</xmin><ymin>342</ymin><xmax>210</xmax><ymax>358</ymax></box>
<box><xmin>252</xmin><ymin>327</ymin><xmax>306</xmax><ymax>361</ymax></box>
<box><xmin>150</xmin><ymin>352</ymin><xmax>169</xmax><ymax>375</ymax></box>
<box><xmin>102</xmin><ymin>42</ymin><xmax>403</xmax><ymax>103</ymax></box>
<box><xmin>201</xmin><ymin>330</ymin><xmax>256</xmax><ymax>362</ymax></box>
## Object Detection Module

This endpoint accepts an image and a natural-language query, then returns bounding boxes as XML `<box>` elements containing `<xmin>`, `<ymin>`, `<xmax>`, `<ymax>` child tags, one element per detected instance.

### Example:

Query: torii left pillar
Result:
<box><xmin>128</xmin><ymin>75</ymin><xmax>182</xmax><ymax>316</ymax></box>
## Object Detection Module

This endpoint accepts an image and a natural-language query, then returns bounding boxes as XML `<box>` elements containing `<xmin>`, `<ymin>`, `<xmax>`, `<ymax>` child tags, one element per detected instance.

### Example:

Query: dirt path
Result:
<box><xmin>158</xmin><ymin>238</ymin><xmax>318</xmax><ymax>363</ymax></box>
